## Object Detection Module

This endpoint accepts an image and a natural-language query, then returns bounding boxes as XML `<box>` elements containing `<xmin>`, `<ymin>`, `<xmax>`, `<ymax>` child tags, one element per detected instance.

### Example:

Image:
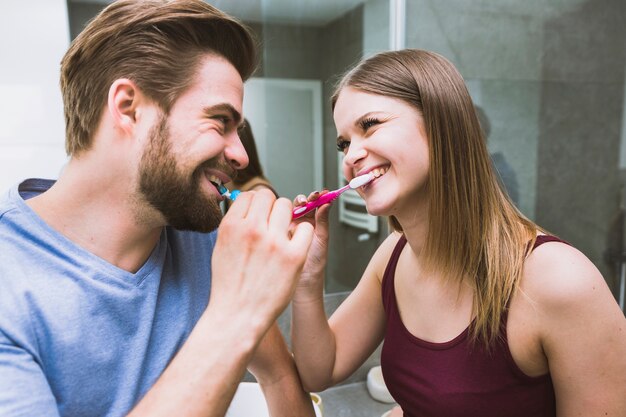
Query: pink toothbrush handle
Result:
<box><xmin>292</xmin><ymin>187</ymin><xmax>346</xmax><ymax>219</ymax></box>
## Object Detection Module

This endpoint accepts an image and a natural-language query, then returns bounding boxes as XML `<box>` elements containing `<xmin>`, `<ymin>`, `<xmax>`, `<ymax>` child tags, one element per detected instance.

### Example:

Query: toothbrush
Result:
<box><xmin>292</xmin><ymin>172</ymin><xmax>375</xmax><ymax>219</ymax></box>
<box><xmin>218</xmin><ymin>184</ymin><xmax>241</xmax><ymax>201</ymax></box>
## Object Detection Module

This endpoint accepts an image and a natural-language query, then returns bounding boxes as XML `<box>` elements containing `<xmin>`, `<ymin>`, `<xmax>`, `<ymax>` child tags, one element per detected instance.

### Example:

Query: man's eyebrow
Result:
<box><xmin>202</xmin><ymin>103</ymin><xmax>242</xmax><ymax>126</ymax></box>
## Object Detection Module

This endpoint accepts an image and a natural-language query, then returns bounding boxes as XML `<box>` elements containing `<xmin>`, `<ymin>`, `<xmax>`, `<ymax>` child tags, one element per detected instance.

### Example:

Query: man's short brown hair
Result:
<box><xmin>60</xmin><ymin>0</ymin><xmax>257</xmax><ymax>155</ymax></box>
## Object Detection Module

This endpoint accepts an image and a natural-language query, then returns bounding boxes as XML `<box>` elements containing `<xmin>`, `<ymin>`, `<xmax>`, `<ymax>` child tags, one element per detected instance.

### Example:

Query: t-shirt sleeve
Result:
<box><xmin>0</xmin><ymin>336</ymin><xmax>60</xmax><ymax>417</ymax></box>
<box><xmin>0</xmin><ymin>257</ymin><xmax>60</xmax><ymax>417</ymax></box>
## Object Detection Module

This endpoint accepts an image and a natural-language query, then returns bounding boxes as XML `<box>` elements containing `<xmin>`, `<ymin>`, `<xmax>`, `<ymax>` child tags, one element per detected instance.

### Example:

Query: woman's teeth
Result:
<box><xmin>371</xmin><ymin>167</ymin><xmax>388</xmax><ymax>178</ymax></box>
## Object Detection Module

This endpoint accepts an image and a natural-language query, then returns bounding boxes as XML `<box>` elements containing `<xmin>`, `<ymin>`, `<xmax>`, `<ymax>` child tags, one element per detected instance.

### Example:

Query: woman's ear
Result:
<box><xmin>107</xmin><ymin>78</ymin><xmax>140</xmax><ymax>134</ymax></box>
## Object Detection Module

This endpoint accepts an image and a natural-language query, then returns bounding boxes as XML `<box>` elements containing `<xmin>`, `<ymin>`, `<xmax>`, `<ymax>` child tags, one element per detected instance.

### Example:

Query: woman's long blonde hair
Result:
<box><xmin>332</xmin><ymin>49</ymin><xmax>540</xmax><ymax>347</ymax></box>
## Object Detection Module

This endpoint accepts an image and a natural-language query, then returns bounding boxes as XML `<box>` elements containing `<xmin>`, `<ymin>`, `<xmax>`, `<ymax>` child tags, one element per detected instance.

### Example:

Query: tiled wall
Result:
<box><xmin>535</xmin><ymin>0</ymin><xmax>625</xmax><ymax>291</ymax></box>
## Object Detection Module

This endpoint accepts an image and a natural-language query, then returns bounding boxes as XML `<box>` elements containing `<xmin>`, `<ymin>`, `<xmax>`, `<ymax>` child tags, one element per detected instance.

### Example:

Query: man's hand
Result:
<box><xmin>210</xmin><ymin>189</ymin><xmax>314</xmax><ymax>332</ymax></box>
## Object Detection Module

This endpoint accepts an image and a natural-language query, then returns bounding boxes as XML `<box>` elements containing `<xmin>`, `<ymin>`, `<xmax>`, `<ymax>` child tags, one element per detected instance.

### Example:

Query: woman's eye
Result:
<box><xmin>336</xmin><ymin>139</ymin><xmax>350</xmax><ymax>152</ymax></box>
<box><xmin>359</xmin><ymin>117</ymin><xmax>380</xmax><ymax>131</ymax></box>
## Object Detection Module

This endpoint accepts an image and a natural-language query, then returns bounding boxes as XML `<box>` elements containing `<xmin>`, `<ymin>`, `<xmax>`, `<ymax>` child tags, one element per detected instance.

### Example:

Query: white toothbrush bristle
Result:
<box><xmin>349</xmin><ymin>172</ymin><xmax>375</xmax><ymax>189</ymax></box>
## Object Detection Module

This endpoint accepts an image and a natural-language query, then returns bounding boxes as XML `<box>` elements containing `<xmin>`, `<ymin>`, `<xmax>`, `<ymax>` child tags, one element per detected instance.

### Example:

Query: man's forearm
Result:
<box><xmin>128</xmin><ymin>305</ymin><xmax>269</xmax><ymax>417</ymax></box>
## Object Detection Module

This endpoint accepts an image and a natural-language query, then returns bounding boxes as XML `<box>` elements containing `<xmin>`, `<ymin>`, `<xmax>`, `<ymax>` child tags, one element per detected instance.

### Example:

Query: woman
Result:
<box><xmin>291</xmin><ymin>49</ymin><xmax>626</xmax><ymax>417</ymax></box>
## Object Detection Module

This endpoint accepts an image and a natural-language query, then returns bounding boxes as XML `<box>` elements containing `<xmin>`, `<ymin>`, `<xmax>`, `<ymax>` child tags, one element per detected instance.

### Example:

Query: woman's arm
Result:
<box><xmin>291</xmin><ymin>232</ymin><xmax>401</xmax><ymax>391</ymax></box>
<box><xmin>527</xmin><ymin>242</ymin><xmax>626</xmax><ymax>416</ymax></box>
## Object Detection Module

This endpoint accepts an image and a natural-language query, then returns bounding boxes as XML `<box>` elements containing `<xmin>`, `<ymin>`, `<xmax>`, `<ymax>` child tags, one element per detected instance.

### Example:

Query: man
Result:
<box><xmin>0</xmin><ymin>1</ymin><xmax>316</xmax><ymax>416</ymax></box>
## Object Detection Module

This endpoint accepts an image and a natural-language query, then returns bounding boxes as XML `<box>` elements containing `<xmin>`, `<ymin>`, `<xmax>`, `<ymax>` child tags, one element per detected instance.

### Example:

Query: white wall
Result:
<box><xmin>0</xmin><ymin>1</ymin><xmax>70</xmax><ymax>194</ymax></box>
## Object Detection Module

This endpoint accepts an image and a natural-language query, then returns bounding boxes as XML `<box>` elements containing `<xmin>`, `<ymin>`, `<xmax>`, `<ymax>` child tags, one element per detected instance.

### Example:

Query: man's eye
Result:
<box><xmin>336</xmin><ymin>139</ymin><xmax>350</xmax><ymax>152</ymax></box>
<box><xmin>209</xmin><ymin>115</ymin><xmax>231</xmax><ymax>129</ymax></box>
<box><xmin>215</xmin><ymin>116</ymin><xmax>230</xmax><ymax>125</ymax></box>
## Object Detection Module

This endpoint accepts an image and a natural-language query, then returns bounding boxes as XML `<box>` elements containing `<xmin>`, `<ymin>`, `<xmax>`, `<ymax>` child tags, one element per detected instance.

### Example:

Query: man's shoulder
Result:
<box><xmin>0</xmin><ymin>179</ymin><xmax>53</xmax><ymax>222</ymax></box>
<box><xmin>0</xmin><ymin>186</ymin><xmax>18</xmax><ymax>220</ymax></box>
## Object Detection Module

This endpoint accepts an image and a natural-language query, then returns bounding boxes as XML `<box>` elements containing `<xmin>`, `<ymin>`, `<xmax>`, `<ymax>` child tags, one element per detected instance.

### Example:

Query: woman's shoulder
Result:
<box><xmin>521</xmin><ymin>235</ymin><xmax>607</xmax><ymax>311</ymax></box>
<box><xmin>377</xmin><ymin>231</ymin><xmax>405</xmax><ymax>257</ymax></box>
<box><xmin>517</xmin><ymin>237</ymin><xmax>626</xmax><ymax>414</ymax></box>
<box><xmin>368</xmin><ymin>231</ymin><xmax>405</xmax><ymax>282</ymax></box>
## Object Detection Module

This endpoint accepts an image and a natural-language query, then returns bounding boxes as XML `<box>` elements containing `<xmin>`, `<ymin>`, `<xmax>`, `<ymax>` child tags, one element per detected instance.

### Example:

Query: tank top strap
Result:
<box><xmin>381</xmin><ymin>234</ymin><xmax>408</xmax><ymax>313</ymax></box>
<box><xmin>506</xmin><ymin>234</ymin><xmax>570</xmax><ymax>312</ymax></box>
<box><xmin>531</xmin><ymin>234</ymin><xmax>568</xmax><ymax>250</ymax></box>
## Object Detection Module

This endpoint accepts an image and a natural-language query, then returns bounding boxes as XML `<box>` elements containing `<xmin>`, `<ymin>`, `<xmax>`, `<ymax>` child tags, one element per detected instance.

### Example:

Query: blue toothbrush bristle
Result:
<box><xmin>217</xmin><ymin>184</ymin><xmax>240</xmax><ymax>201</ymax></box>
<box><xmin>230</xmin><ymin>190</ymin><xmax>241</xmax><ymax>201</ymax></box>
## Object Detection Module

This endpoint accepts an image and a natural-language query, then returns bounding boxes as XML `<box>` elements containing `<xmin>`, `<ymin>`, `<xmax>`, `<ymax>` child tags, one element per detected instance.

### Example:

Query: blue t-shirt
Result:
<box><xmin>0</xmin><ymin>179</ymin><xmax>217</xmax><ymax>416</ymax></box>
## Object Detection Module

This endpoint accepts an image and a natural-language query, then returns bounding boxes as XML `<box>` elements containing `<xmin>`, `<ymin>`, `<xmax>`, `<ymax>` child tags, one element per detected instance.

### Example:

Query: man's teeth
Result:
<box><xmin>207</xmin><ymin>174</ymin><xmax>223</xmax><ymax>187</ymax></box>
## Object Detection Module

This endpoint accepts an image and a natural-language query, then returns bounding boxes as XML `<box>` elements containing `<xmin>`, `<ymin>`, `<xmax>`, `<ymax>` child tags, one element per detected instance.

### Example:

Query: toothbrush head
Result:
<box><xmin>229</xmin><ymin>190</ymin><xmax>241</xmax><ymax>201</ymax></box>
<box><xmin>349</xmin><ymin>172</ymin><xmax>375</xmax><ymax>189</ymax></box>
<box><xmin>217</xmin><ymin>184</ymin><xmax>241</xmax><ymax>201</ymax></box>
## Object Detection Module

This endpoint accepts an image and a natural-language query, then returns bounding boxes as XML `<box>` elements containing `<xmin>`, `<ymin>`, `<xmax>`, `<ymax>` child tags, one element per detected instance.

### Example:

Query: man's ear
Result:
<box><xmin>107</xmin><ymin>78</ymin><xmax>142</xmax><ymax>134</ymax></box>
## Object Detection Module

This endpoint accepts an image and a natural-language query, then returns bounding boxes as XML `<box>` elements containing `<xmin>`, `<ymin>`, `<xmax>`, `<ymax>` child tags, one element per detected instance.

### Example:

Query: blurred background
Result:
<box><xmin>2</xmin><ymin>0</ymin><xmax>625</xmax><ymax>305</ymax></box>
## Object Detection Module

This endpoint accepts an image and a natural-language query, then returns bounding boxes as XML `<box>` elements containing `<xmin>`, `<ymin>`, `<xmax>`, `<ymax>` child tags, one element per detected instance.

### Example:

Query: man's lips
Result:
<box><xmin>198</xmin><ymin>172</ymin><xmax>226</xmax><ymax>201</ymax></box>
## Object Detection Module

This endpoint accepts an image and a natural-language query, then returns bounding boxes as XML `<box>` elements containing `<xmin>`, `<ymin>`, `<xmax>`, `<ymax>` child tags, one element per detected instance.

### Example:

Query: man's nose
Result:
<box><xmin>226</xmin><ymin>132</ymin><xmax>249</xmax><ymax>170</ymax></box>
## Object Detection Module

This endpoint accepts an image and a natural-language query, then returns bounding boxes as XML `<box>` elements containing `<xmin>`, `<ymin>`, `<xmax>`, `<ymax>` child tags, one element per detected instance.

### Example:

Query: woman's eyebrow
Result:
<box><xmin>354</xmin><ymin>112</ymin><xmax>377</xmax><ymax>126</ymax></box>
<box><xmin>336</xmin><ymin>111</ymin><xmax>387</xmax><ymax>142</ymax></box>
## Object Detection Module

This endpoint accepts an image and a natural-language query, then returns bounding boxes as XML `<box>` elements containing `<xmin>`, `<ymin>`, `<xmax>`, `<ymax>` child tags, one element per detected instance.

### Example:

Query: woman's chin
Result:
<box><xmin>364</xmin><ymin>201</ymin><xmax>390</xmax><ymax>217</ymax></box>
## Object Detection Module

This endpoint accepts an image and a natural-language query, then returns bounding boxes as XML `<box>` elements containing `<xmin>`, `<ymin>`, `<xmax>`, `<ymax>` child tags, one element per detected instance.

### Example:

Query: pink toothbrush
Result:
<box><xmin>292</xmin><ymin>172</ymin><xmax>375</xmax><ymax>219</ymax></box>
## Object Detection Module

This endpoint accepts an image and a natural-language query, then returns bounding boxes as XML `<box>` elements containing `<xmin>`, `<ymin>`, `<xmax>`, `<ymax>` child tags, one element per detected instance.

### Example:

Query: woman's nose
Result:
<box><xmin>343</xmin><ymin>141</ymin><xmax>367</xmax><ymax>168</ymax></box>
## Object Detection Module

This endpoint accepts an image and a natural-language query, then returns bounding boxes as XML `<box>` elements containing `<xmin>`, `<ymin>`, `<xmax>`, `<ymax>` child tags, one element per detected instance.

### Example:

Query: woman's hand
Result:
<box><xmin>291</xmin><ymin>191</ymin><xmax>331</xmax><ymax>292</ymax></box>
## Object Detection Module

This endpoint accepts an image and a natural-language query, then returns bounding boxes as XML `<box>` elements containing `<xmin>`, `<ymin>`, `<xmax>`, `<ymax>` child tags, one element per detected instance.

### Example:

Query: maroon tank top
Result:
<box><xmin>380</xmin><ymin>235</ymin><xmax>562</xmax><ymax>417</ymax></box>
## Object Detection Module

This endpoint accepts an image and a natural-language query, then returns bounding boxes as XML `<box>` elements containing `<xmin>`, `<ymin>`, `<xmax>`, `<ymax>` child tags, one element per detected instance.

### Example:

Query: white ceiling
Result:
<box><xmin>73</xmin><ymin>0</ymin><xmax>368</xmax><ymax>26</ymax></box>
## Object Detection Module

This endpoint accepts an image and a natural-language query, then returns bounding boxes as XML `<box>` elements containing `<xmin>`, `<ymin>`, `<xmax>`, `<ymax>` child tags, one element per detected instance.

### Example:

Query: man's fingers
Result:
<box><xmin>268</xmin><ymin>197</ymin><xmax>294</xmax><ymax>232</ymax></box>
<box><xmin>223</xmin><ymin>190</ymin><xmax>253</xmax><ymax>220</ymax></box>
<box><xmin>289</xmin><ymin>221</ymin><xmax>314</xmax><ymax>253</ymax></box>
<box><xmin>245</xmin><ymin>189</ymin><xmax>276</xmax><ymax>223</ymax></box>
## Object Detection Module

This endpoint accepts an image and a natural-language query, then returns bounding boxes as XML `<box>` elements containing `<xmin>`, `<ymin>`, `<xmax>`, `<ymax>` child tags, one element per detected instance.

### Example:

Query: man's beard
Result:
<box><xmin>138</xmin><ymin>115</ymin><xmax>224</xmax><ymax>232</ymax></box>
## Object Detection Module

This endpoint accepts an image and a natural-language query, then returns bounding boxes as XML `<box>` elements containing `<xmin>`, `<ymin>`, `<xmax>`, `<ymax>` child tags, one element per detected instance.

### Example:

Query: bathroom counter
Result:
<box><xmin>317</xmin><ymin>382</ymin><xmax>396</xmax><ymax>417</ymax></box>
